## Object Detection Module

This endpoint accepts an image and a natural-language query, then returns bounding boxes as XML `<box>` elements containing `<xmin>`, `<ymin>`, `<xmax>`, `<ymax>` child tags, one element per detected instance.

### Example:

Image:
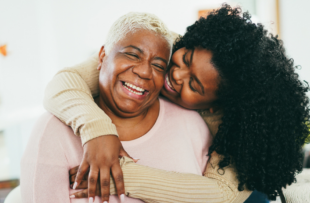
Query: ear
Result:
<box><xmin>97</xmin><ymin>46</ymin><xmax>106</xmax><ymax>70</ymax></box>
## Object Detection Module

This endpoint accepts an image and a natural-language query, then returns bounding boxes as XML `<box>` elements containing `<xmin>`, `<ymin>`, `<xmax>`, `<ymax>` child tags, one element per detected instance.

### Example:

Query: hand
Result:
<box><xmin>70</xmin><ymin>188</ymin><xmax>101</xmax><ymax>199</ymax></box>
<box><xmin>72</xmin><ymin>135</ymin><xmax>133</xmax><ymax>203</ymax></box>
<box><xmin>69</xmin><ymin>169</ymin><xmax>100</xmax><ymax>198</ymax></box>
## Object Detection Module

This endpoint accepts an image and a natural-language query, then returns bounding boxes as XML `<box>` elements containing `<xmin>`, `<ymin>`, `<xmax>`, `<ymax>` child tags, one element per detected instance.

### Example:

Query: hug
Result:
<box><xmin>20</xmin><ymin>4</ymin><xmax>310</xmax><ymax>203</ymax></box>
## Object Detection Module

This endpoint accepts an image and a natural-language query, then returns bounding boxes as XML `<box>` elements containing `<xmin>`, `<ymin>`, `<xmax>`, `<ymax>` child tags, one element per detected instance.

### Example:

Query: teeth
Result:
<box><xmin>166</xmin><ymin>75</ymin><xmax>174</xmax><ymax>90</ymax></box>
<box><xmin>124</xmin><ymin>82</ymin><xmax>145</xmax><ymax>92</ymax></box>
<box><xmin>123</xmin><ymin>82</ymin><xmax>145</xmax><ymax>95</ymax></box>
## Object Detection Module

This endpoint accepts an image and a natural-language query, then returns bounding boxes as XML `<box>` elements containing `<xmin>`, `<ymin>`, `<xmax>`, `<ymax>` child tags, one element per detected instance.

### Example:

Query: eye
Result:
<box><xmin>182</xmin><ymin>52</ymin><xmax>190</xmax><ymax>67</ymax></box>
<box><xmin>125</xmin><ymin>52</ymin><xmax>139</xmax><ymax>59</ymax></box>
<box><xmin>152</xmin><ymin>63</ymin><xmax>165</xmax><ymax>71</ymax></box>
<box><xmin>189</xmin><ymin>78</ymin><xmax>197</xmax><ymax>92</ymax></box>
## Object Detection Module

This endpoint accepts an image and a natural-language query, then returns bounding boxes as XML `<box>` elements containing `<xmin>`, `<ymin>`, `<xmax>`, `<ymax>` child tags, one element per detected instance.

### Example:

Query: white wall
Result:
<box><xmin>280</xmin><ymin>0</ymin><xmax>310</xmax><ymax>87</ymax></box>
<box><xmin>0</xmin><ymin>0</ymin><xmax>309</xmax><ymax>180</ymax></box>
<box><xmin>0</xmin><ymin>0</ymin><xmax>231</xmax><ymax>127</ymax></box>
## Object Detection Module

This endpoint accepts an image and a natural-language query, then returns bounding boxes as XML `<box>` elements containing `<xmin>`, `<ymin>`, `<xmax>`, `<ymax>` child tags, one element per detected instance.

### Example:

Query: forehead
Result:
<box><xmin>115</xmin><ymin>29</ymin><xmax>170</xmax><ymax>57</ymax></box>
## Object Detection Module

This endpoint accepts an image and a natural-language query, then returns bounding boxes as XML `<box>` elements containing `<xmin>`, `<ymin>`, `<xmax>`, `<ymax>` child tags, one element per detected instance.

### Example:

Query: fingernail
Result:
<box><xmin>120</xmin><ymin>194</ymin><xmax>125</xmax><ymax>202</ymax></box>
<box><xmin>89</xmin><ymin>197</ymin><xmax>93</xmax><ymax>203</ymax></box>
<box><xmin>133</xmin><ymin>158</ymin><xmax>140</xmax><ymax>163</ymax></box>
<box><xmin>69</xmin><ymin>195</ymin><xmax>75</xmax><ymax>198</ymax></box>
<box><xmin>103</xmin><ymin>202</ymin><xmax>108</xmax><ymax>203</ymax></box>
<box><xmin>73</xmin><ymin>182</ymin><xmax>77</xmax><ymax>189</ymax></box>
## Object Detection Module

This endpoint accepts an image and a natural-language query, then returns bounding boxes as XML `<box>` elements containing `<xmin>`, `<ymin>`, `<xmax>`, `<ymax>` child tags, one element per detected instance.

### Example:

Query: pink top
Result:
<box><xmin>21</xmin><ymin>98</ymin><xmax>212</xmax><ymax>203</ymax></box>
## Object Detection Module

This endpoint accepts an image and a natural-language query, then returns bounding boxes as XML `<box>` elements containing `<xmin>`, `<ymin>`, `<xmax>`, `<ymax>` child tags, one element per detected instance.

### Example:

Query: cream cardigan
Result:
<box><xmin>43</xmin><ymin>55</ymin><xmax>251</xmax><ymax>203</ymax></box>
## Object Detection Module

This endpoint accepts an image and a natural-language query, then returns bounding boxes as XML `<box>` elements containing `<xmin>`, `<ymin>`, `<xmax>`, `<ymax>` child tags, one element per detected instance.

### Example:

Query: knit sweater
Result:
<box><xmin>43</xmin><ymin>55</ymin><xmax>252</xmax><ymax>203</ymax></box>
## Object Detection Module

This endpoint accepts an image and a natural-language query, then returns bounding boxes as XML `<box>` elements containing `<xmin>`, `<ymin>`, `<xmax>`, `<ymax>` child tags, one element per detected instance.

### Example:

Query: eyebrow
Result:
<box><xmin>154</xmin><ymin>56</ymin><xmax>168</xmax><ymax>65</ymax></box>
<box><xmin>189</xmin><ymin>49</ymin><xmax>205</xmax><ymax>95</ymax></box>
<box><xmin>190</xmin><ymin>49</ymin><xmax>194</xmax><ymax>65</ymax></box>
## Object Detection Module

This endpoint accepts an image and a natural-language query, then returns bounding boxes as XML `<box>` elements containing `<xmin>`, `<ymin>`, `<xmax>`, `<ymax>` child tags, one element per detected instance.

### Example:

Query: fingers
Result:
<box><xmin>70</xmin><ymin>187</ymin><xmax>101</xmax><ymax>199</ymax></box>
<box><xmin>119</xmin><ymin>147</ymin><xmax>132</xmax><ymax>159</ymax></box>
<box><xmin>111</xmin><ymin>162</ymin><xmax>125</xmax><ymax>202</ymax></box>
<box><xmin>100</xmin><ymin>167</ymin><xmax>111</xmax><ymax>203</ymax></box>
<box><xmin>70</xmin><ymin>189</ymin><xmax>88</xmax><ymax>199</ymax></box>
<box><xmin>70</xmin><ymin>173</ymin><xmax>87</xmax><ymax>184</ymax></box>
<box><xmin>73</xmin><ymin>161</ymin><xmax>89</xmax><ymax>189</ymax></box>
<box><xmin>119</xmin><ymin>146</ymin><xmax>139</xmax><ymax>163</ymax></box>
<box><xmin>69</xmin><ymin>166</ymin><xmax>79</xmax><ymax>176</ymax></box>
<box><xmin>88</xmin><ymin>166</ymin><xmax>99</xmax><ymax>202</ymax></box>
<box><xmin>71</xmin><ymin>180</ymin><xmax>88</xmax><ymax>189</ymax></box>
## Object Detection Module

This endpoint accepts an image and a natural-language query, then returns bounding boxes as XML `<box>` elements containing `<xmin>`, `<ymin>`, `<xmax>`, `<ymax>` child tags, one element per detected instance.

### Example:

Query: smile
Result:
<box><xmin>164</xmin><ymin>74</ymin><xmax>176</xmax><ymax>93</ymax></box>
<box><xmin>122</xmin><ymin>82</ymin><xmax>147</xmax><ymax>95</ymax></box>
<box><xmin>166</xmin><ymin>75</ymin><xmax>174</xmax><ymax>90</ymax></box>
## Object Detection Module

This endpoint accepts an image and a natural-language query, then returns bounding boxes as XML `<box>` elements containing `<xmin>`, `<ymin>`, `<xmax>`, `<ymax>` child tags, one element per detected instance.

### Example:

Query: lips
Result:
<box><xmin>120</xmin><ymin>81</ymin><xmax>149</xmax><ymax>100</ymax></box>
<box><xmin>122</xmin><ymin>81</ymin><xmax>147</xmax><ymax>95</ymax></box>
<box><xmin>164</xmin><ymin>73</ymin><xmax>176</xmax><ymax>93</ymax></box>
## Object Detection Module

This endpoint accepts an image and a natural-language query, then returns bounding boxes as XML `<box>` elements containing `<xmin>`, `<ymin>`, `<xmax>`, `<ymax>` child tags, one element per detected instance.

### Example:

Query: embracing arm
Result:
<box><xmin>119</xmin><ymin>155</ymin><xmax>251</xmax><ymax>203</ymax></box>
<box><xmin>73</xmin><ymin>155</ymin><xmax>252</xmax><ymax>203</ymax></box>
<box><xmin>43</xmin><ymin>55</ymin><xmax>118</xmax><ymax>145</ymax></box>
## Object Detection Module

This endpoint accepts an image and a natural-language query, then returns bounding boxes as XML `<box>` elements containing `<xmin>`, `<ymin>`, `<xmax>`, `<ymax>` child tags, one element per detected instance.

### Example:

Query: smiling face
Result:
<box><xmin>161</xmin><ymin>47</ymin><xmax>220</xmax><ymax>110</ymax></box>
<box><xmin>98</xmin><ymin>29</ymin><xmax>171</xmax><ymax>118</ymax></box>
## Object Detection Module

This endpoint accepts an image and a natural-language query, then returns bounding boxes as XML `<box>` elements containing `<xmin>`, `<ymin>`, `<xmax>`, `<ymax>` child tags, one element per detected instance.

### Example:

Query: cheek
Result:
<box><xmin>179</xmin><ymin>88</ymin><xmax>199</xmax><ymax>107</ymax></box>
<box><xmin>153</xmin><ymin>72</ymin><xmax>165</xmax><ymax>92</ymax></box>
<box><xmin>171</xmin><ymin>50</ymin><xmax>183</xmax><ymax>64</ymax></box>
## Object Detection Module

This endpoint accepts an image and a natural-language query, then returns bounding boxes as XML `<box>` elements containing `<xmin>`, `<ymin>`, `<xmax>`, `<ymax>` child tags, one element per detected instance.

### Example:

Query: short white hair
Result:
<box><xmin>104</xmin><ymin>12</ymin><xmax>174</xmax><ymax>56</ymax></box>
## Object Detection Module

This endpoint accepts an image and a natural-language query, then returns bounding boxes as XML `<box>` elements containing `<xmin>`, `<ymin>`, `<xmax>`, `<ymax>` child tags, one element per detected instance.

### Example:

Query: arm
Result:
<box><xmin>43</xmin><ymin>54</ymin><xmax>118</xmax><ymax>145</ymax></box>
<box><xmin>73</xmin><ymin>155</ymin><xmax>252</xmax><ymax>203</ymax></box>
<box><xmin>43</xmin><ymin>53</ymin><xmax>131</xmax><ymax>202</ymax></box>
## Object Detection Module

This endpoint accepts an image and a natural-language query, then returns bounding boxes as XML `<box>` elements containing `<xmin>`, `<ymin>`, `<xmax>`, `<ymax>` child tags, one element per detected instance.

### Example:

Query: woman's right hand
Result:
<box><xmin>72</xmin><ymin>135</ymin><xmax>133</xmax><ymax>203</ymax></box>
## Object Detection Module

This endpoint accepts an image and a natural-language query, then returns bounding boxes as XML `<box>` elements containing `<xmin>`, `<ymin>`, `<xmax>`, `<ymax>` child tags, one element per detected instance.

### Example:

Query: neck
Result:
<box><xmin>95</xmin><ymin>97</ymin><xmax>160</xmax><ymax>141</ymax></box>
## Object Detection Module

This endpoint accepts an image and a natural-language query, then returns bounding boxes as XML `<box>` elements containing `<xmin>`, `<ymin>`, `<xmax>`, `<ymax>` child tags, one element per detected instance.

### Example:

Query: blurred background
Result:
<box><xmin>0</xmin><ymin>0</ymin><xmax>310</xmax><ymax>201</ymax></box>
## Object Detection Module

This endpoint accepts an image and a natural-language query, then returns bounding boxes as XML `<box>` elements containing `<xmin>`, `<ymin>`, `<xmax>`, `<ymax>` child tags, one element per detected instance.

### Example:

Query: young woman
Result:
<box><xmin>44</xmin><ymin>4</ymin><xmax>310</xmax><ymax>202</ymax></box>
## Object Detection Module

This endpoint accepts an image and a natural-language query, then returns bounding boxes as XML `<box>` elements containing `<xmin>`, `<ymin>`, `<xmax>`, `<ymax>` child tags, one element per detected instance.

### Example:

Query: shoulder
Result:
<box><xmin>159</xmin><ymin>97</ymin><xmax>203</xmax><ymax>119</ymax></box>
<box><xmin>35</xmin><ymin>112</ymin><xmax>73</xmax><ymax>139</ymax></box>
<box><xmin>159</xmin><ymin>97</ymin><xmax>210</xmax><ymax>140</ymax></box>
<box><xmin>21</xmin><ymin>113</ymin><xmax>74</xmax><ymax>167</ymax></box>
<box><xmin>26</xmin><ymin>112</ymin><xmax>78</xmax><ymax>154</ymax></box>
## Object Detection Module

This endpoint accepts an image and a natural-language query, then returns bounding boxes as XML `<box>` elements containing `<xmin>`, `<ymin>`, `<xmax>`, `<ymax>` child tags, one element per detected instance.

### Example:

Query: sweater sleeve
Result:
<box><xmin>110</xmin><ymin>155</ymin><xmax>252</xmax><ymax>203</ymax></box>
<box><xmin>43</xmin><ymin>55</ymin><xmax>118</xmax><ymax>145</ymax></box>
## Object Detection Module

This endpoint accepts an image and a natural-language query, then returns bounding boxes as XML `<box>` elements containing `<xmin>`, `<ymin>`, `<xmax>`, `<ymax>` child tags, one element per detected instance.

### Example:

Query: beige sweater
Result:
<box><xmin>43</xmin><ymin>55</ymin><xmax>251</xmax><ymax>203</ymax></box>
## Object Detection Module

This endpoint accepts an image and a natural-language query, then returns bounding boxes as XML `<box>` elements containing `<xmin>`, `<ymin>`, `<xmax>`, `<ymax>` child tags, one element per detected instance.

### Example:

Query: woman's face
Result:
<box><xmin>98</xmin><ymin>29</ymin><xmax>171</xmax><ymax>118</ymax></box>
<box><xmin>161</xmin><ymin>47</ymin><xmax>220</xmax><ymax>110</ymax></box>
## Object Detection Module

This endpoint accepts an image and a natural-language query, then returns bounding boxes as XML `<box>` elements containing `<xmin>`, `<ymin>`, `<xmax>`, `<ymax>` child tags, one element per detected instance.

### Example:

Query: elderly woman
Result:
<box><xmin>42</xmin><ymin>4</ymin><xmax>309</xmax><ymax>203</ymax></box>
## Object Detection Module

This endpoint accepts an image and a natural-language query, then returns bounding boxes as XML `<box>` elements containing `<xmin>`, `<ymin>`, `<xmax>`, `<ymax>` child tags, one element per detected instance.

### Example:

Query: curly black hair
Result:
<box><xmin>173</xmin><ymin>4</ymin><xmax>310</xmax><ymax>200</ymax></box>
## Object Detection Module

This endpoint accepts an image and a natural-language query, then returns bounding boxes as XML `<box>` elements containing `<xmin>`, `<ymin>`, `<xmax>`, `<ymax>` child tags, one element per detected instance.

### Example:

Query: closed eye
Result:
<box><xmin>189</xmin><ymin>78</ymin><xmax>197</xmax><ymax>92</ymax></box>
<box><xmin>125</xmin><ymin>52</ymin><xmax>139</xmax><ymax>59</ymax></box>
<box><xmin>182</xmin><ymin>52</ymin><xmax>190</xmax><ymax>67</ymax></box>
<box><xmin>152</xmin><ymin>64</ymin><xmax>165</xmax><ymax>71</ymax></box>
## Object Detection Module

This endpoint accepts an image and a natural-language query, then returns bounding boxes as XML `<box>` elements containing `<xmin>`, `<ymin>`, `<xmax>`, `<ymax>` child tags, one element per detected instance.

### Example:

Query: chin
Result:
<box><xmin>114</xmin><ymin>103</ymin><xmax>144</xmax><ymax>117</ymax></box>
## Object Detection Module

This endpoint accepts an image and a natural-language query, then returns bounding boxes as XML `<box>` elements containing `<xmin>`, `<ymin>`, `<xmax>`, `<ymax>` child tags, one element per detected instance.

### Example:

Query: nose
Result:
<box><xmin>172</xmin><ymin>66</ymin><xmax>190</xmax><ymax>85</ymax></box>
<box><xmin>132</xmin><ymin>62</ymin><xmax>152</xmax><ymax>79</ymax></box>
